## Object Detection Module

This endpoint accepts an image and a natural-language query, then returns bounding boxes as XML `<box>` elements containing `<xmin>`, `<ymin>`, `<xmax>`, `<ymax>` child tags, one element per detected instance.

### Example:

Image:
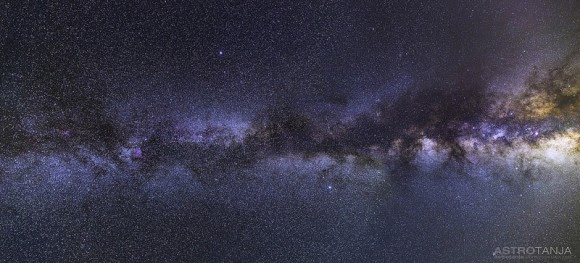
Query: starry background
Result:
<box><xmin>1</xmin><ymin>0</ymin><xmax>579</xmax><ymax>262</ymax></box>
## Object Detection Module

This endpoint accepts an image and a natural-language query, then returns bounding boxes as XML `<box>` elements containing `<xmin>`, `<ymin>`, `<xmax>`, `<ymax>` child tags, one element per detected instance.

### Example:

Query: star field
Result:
<box><xmin>1</xmin><ymin>0</ymin><xmax>579</xmax><ymax>261</ymax></box>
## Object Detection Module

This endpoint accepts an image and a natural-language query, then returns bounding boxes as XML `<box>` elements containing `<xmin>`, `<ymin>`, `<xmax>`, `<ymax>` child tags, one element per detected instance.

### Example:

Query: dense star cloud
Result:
<box><xmin>1</xmin><ymin>0</ymin><xmax>579</xmax><ymax>261</ymax></box>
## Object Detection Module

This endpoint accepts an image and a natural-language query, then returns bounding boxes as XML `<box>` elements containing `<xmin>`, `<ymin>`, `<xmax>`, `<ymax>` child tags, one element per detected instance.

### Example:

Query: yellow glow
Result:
<box><xmin>539</xmin><ymin>131</ymin><xmax>580</xmax><ymax>163</ymax></box>
<box><xmin>522</xmin><ymin>91</ymin><xmax>556</xmax><ymax>119</ymax></box>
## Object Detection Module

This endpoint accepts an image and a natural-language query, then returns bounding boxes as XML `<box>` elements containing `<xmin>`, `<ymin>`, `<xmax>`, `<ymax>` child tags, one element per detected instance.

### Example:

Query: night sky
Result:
<box><xmin>1</xmin><ymin>0</ymin><xmax>579</xmax><ymax>262</ymax></box>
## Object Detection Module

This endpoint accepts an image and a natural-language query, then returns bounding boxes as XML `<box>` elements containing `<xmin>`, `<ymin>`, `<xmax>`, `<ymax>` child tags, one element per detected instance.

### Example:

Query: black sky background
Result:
<box><xmin>3</xmin><ymin>0</ymin><xmax>576</xmax><ymax>111</ymax></box>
